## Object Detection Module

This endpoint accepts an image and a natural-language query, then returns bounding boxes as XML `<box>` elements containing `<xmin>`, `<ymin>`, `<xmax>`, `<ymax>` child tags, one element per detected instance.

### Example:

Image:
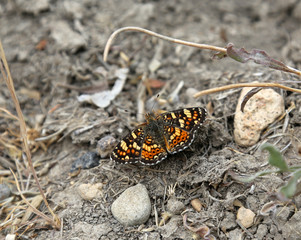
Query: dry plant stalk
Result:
<box><xmin>103</xmin><ymin>26</ymin><xmax>301</xmax><ymax>97</ymax></box>
<box><xmin>0</xmin><ymin>41</ymin><xmax>60</xmax><ymax>229</ymax></box>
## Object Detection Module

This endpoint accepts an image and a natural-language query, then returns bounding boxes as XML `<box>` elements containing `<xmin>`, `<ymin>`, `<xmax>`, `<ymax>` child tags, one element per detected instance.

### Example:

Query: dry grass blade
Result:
<box><xmin>0</xmin><ymin>40</ymin><xmax>60</xmax><ymax>229</ymax></box>
<box><xmin>103</xmin><ymin>26</ymin><xmax>226</xmax><ymax>62</ymax></box>
<box><xmin>10</xmin><ymin>169</ymin><xmax>53</xmax><ymax>225</ymax></box>
<box><xmin>0</xmin><ymin>107</ymin><xmax>19</xmax><ymax>121</ymax></box>
<box><xmin>193</xmin><ymin>82</ymin><xmax>301</xmax><ymax>98</ymax></box>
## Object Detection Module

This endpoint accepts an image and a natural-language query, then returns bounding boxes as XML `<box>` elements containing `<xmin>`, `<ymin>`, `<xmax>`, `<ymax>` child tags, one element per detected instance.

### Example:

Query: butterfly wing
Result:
<box><xmin>140</xmin><ymin>134</ymin><xmax>167</xmax><ymax>165</ymax></box>
<box><xmin>110</xmin><ymin>127</ymin><xmax>145</xmax><ymax>164</ymax></box>
<box><xmin>160</xmin><ymin>107</ymin><xmax>207</xmax><ymax>153</ymax></box>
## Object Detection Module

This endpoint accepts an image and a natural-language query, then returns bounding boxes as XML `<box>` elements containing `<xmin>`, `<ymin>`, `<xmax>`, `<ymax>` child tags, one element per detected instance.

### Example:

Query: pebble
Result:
<box><xmin>221</xmin><ymin>211</ymin><xmax>236</xmax><ymax>230</ymax></box>
<box><xmin>97</xmin><ymin>135</ymin><xmax>117</xmax><ymax>158</ymax></box>
<box><xmin>167</xmin><ymin>198</ymin><xmax>185</xmax><ymax>215</ymax></box>
<box><xmin>276</xmin><ymin>206</ymin><xmax>291</xmax><ymax>222</ymax></box>
<box><xmin>70</xmin><ymin>152</ymin><xmax>99</xmax><ymax>172</ymax></box>
<box><xmin>0</xmin><ymin>183</ymin><xmax>11</xmax><ymax>201</ymax></box>
<box><xmin>77</xmin><ymin>183</ymin><xmax>103</xmax><ymax>201</ymax></box>
<box><xmin>256</xmin><ymin>224</ymin><xmax>268</xmax><ymax>239</ymax></box>
<box><xmin>50</xmin><ymin>20</ymin><xmax>86</xmax><ymax>52</ymax></box>
<box><xmin>236</xmin><ymin>206</ymin><xmax>255</xmax><ymax>228</ymax></box>
<box><xmin>234</xmin><ymin>87</ymin><xmax>284</xmax><ymax>146</ymax></box>
<box><xmin>227</xmin><ymin>228</ymin><xmax>243</xmax><ymax>240</ymax></box>
<box><xmin>111</xmin><ymin>184</ymin><xmax>151</xmax><ymax>226</ymax></box>
<box><xmin>190</xmin><ymin>198</ymin><xmax>203</xmax><ymax>212</ymax></box>
<box><xmin>5</xmin><ymin>234</ymin><xmax>16</xmax><ymax>240</ymax></box>
<box><xmin>282</xmin><ymin>210</ymin><xmax>301</xmax><ymax>239</ymax></box>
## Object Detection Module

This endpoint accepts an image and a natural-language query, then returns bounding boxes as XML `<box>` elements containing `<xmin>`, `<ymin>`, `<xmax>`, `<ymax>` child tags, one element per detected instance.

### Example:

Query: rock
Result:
<box><xmin>276</xmin><ymin>206</ymin><xmax>291</xmax><ymax>222</ymax></box>
<box><xmin>221</xmin><ymin>211</ymin><xmax>236</xmax><ymax>230</ymax></box>
<box><xmin>145</xmin><ymin>232</ymin><xmax>161</xmax><ymax>240</ymax></box>
<box><xmin>97</xmin><ymin>135</ymin><xmax>117</xmax><ymax>158</ymax></box>
<box><xmin>236</xmin><ymin>206</ymin><xmax>255</xmax><ymax>228</ymax></box>
<box><xmin>190</xmin><ymin>198</ymin><xmax>203</xmax><ymax>212</ymax></box>
<box><xmin>0</xmin><ymin>183</ymin><xmax>11</xmax><ymax>201</ymax></box>
<box><xmin>5</xmin><ymin>234</ymin><xmax>16</xmax><ymax>240</ymax></box>
<box><xmin>269</xmin><ymin>224</ymin><xmax>279</xmax><ymax>235</ymax></box>
<box><xmin>70</xmin><ymin>152</ymin><xmax>99</xmax><ymax>172</ymax></box>
<box><xmin>256</xmin><ymin>224</ymin><xmax>268</xmax><ymax>239</ymax></box>
<box><xmin>228</xmin><ymin>228</ymin><xmax>243</xmax><ymax>240</ymax></box>
<box><xmin>111</xmin><ymin>184</ymin><xmax>151</xmax><ymax>226</ymax></box>
<box><xmin>50</xmin><ymin>21</ymin><xmax>86</xmax><ymax>52</ymax></box>
<box><xmin>167</xmin><ymin>198</ymin><xmax>185</xmax><ymax>215</ymax></box>
<box><xmin>282</xmin><ymin>210</ymin><xmax>301</xmax><ymax>239</ymax></box>
<box><xmin>77</xmin><ymin>183</ymin><xmax>103</xmax><ymax>201</ymax></box>
<box><xmin>234</xmin><ymin>87</ymin><xmax>284</xmax><ymax>146</ymax></box>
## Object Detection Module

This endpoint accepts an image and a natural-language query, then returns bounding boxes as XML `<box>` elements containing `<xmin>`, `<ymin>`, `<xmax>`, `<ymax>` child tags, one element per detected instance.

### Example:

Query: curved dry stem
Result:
<box><xmin>286</xmin><ymin>66</ymin><xmax>301</xmax><ymax>77</ymax></box>
<box><xmin>193</xmin><ymin>82</ymin><xmax>301</xmax><ymax>98</ymax></box>
<box><xmin>103</xmin><ymin>26</ymin><xmax>226</xmax><ymax>62</ymax></box>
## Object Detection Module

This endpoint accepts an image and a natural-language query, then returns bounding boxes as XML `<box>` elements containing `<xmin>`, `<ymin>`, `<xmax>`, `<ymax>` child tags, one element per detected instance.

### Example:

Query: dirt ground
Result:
<box><xmin>1</xmin><ymin>0</ymin><xmax>301</xmax><ymax>239</ymax></box>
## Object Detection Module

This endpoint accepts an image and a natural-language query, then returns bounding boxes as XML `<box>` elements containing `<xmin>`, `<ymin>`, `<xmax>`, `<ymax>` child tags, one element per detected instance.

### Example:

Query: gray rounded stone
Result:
<box><xmin>167</xmin><ymin>198</ymin><xmax>185</xmax><ymax>215</ymax></box>
<box><xmin>111</xmin><ymin>184</ymin><xmax>151</xmax><ymax>226</ymax></box>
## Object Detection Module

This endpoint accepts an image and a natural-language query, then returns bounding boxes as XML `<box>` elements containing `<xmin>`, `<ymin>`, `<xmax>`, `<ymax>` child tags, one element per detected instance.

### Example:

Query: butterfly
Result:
<box><xmin>110</xmin><ymin>107</ymin><xmax>207</xmax><ymax>165</ymax></box>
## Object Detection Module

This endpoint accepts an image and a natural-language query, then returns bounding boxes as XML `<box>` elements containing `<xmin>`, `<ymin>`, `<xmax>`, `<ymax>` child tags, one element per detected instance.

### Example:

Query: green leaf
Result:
<box><xmin>261</xmin><ymin>143</ymin><xmax>288</xmax><ymax>172</ymax></box>
<box><xmin>279</xmin><ymin>169</ymin><xmax>301</xmax><ymax>198</ymax></box>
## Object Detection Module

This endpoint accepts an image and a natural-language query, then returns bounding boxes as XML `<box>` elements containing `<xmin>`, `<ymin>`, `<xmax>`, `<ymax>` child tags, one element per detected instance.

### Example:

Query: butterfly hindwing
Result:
<box><xmin>140</xmin><ymin>134</ymin><xmax>167</xmax><ymax>165</ymax></box>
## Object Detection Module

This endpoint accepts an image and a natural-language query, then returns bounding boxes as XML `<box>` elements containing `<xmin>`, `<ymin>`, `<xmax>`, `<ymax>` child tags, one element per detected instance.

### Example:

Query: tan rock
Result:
<box><xmin>77</xmin><ymin>183</ymin><xmax>103</xmax><ymax>201</ymax></box>
<box><xmin>234</xmin><ymin>87</ymin><xmax>284</xmax><ymax>146</ymax></box>
<box><xmin>237</xmin><ymin>206</ymin><xmax>255</xmax><ymax>228</ymax></box>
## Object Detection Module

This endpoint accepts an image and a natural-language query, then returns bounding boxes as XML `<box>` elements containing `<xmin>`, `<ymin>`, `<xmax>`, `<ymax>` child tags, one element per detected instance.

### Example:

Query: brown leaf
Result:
<box><xmin>35</xmin><ymin>39</ymin><xmax>47</xmax><ymax>51</ymax></box>
<box><xmin>146</xmin><ymin>78</ymin><xmax>166</xmax><ymax>88</ymax></box>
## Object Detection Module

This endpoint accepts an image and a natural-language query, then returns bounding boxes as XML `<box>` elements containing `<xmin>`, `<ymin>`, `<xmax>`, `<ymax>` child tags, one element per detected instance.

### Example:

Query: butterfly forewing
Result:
<box><xmin>110</xmin><ymin>127</ymin><xmax>145</xmax><ymax>164</ymax></box>
<box><xmin>160</xmin><ymin>107</ymin><xmax>207</xmax><ymax>153</ymax></box>
<box><xmin>160</xmin><ymin>107</ymin><xmax>207</xmax><ymax>132</ymax></box>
